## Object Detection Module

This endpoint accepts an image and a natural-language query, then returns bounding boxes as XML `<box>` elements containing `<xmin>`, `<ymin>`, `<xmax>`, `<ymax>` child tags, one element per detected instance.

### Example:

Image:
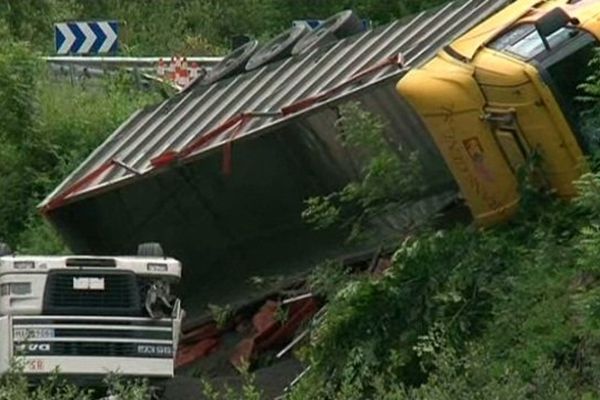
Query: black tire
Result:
<box><xmin>204</xmin><ymin>39</ymin><xmax>260</xmax><ymax>83</ymax></box>
<box><xmin>0</xmin><ymin>242</ymin><xmax>11</xmax><ymax>256</ymax></box>
<box><xmin>137</xmin><ymin>242</ymin><xmax>164</xmax><ymax>258</ymax></box>
<box><xmin>291</xmin><ymin>10</ymin><xmax>364</xmax><ymax>55</ymax></box>
<box><xmin>246</xmin><ymin>24</ymin><xmax>310</xmax><ymax>71</ymax></box>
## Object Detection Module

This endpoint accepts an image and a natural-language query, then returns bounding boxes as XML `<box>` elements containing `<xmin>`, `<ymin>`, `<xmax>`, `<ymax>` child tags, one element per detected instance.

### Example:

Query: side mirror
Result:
<box><xmin>535</xmin><ymin>7</ymin><xmax>578</xmax><ymax>49</ymax></box>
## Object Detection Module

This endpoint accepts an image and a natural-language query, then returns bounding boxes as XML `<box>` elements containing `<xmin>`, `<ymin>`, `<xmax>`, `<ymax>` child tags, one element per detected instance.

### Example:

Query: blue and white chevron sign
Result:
<box><xmin>54</xmin><ymin>21</ymin><xmax>119</xmax><ymax>55</ymax></box>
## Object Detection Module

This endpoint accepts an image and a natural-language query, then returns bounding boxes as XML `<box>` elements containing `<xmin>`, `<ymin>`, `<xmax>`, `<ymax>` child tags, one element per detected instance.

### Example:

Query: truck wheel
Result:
<box><xmin>0</xmin><ymin>242</ymin><xmax>11</xmax><ymax>256</ymax></box>
<box><xmin>205</xmin><ymin>39</ymin><xmax>259</xmax><ymax>83</ymax></box>
<box><xmin>246</xmin><ymin>24</ymin><xmax>310</xmax><ymax>71</ymax></box>
<box><xmin>291</xmin><ymin>10</ymin><xmax>364</xmax><ymax>55</ymax></box>
<box><xmin>138</xmin><ymin>242</ymin><xmax>164</xmax><ymax>258</ymax></box>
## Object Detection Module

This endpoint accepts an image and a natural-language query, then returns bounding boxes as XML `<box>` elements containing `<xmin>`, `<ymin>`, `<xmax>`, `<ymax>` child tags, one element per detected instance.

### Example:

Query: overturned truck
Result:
<box><xmin>44</xmin><ymin>0</ymin><xmax>572</xmax><ymax>313</ymax></box>
<box><xmin>0</xmin><ymin>247</ymin><xmax>184</xmax><ymax>381</ymax></box>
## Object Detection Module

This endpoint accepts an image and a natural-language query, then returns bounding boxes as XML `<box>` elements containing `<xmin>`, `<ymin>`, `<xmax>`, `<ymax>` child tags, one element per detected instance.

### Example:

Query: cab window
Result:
<box><xmin>488</xmin><ymin>23</ymin><xmax>578</xmax><ymax>60</ymax></box>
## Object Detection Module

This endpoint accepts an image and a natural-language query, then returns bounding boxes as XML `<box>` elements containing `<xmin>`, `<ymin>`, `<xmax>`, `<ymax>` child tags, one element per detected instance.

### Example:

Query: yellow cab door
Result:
<box><xmin>473</xmin><ymin>9</ymin><xmax>596</xmax><ymax>200</ymax></box>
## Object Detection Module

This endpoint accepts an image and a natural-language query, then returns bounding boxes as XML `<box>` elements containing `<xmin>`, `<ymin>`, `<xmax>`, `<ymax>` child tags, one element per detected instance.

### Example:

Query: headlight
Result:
<box><xmin>14</xmin><ymin>261</ymin><xmax>34</xmax><ymax>270</ymax></box>
<box><xmin>0</xmin><ymin>282</ymin><xmax>31</xmax><ymax>296</ymax></box>
<box><xmin>11</xmin><ymin>282</ymin><xmax>31</xmax><ymax>295</ymax></box>
<box><xmin>147</xmin><ymin>263</ymin><xmax>168</xmax><ymax>272</ymax></box>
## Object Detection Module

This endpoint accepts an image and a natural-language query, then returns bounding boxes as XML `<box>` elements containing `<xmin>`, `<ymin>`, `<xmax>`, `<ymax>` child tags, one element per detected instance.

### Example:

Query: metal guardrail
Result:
<box><xmin>44</xmin><ymin>56</ymin><xmax>223</xmax><ymax>70</ymax></box>
<box><xmin>45</xmin><ymin>56</ymin><xmax>222</xmax><ymax>88</ymax></box>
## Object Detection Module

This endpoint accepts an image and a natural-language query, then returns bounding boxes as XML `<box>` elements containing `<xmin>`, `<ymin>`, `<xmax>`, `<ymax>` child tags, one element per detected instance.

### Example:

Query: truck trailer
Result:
<box><xmin>39</xmin><ymin>0</ymin><xmax>600</xmax><ymax>313</ymax></box>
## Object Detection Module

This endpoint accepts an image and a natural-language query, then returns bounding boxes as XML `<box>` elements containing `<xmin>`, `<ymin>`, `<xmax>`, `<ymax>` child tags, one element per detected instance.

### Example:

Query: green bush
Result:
<box><xmin>286</xmin><ymin>170</ymin><xmax>600</xmax><ymax>399</ymax></box>
<box><xmin>1</xmin><ymin>0</ymin><xmax>449</xmax><ymax>55</ymax></box>
<box><xmin>0</xmin><ymin>34</ymin><xmax>158</xmax><ymax>253</ymax></box>
<box><xmin>0</xmin><ymin>361</ymin><xmax>150</xmax><ymax>400</ymax></box>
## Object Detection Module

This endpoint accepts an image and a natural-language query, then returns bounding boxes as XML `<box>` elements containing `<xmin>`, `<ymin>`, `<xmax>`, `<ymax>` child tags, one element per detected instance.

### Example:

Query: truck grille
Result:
<box><xmin>12</xmin><ymin>316</ymin><xmax>174</xmax><ymax>359</ymax></box>
<box><xmin>18</xmin><ymin>342</ymin><xmax>173</xmax><ymax>358</ymax></box>
<box><xmin>43</xmin><ymin>270</ymin><xmax>142</xmax><ymax>316</ymax></box>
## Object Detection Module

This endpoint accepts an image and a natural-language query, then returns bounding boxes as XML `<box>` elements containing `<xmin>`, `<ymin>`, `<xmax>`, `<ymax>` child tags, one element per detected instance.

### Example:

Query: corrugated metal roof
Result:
<box><xmin>41</xmin><ymin>0</ymin><xmax>508</xmax><ymax>209</ymax></box>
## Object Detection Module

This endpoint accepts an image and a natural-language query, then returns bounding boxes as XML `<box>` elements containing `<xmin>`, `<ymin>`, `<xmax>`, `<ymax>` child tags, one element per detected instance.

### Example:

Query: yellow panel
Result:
<box><xmin>522</xmin><ymin>65</ymin><xmax>587</xmax><ymax>196</ymax></box>
<box><xmin>473</xmin><ymin>48</ymin><xmax>587</xmax><ymax>197</ymax></box>
<box><xmin>496</xmin><ymin>130</ymin><xmax>526</xmax><ymax>171</ymax></box>
<box><xmin>397</xmin><ymin>0</ymin><xmax>600</xmax><ymax>227</ymax></box>
<box><xmin>397</xmin><ymin>59</ymin><xmax>520</xmax><ymax>226</ymax></box>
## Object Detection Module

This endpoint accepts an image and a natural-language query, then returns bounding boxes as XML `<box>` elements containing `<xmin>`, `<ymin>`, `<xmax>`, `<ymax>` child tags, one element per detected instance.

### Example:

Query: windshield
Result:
<box><xmin>540</xmin><ymin>32</ymin><xmax>599</xmax><ymax>152</ymax></box>
<box><xmin>489</xmin><ymin>24</ymin><xmax>600</xmax><ymax>153</ymax></box>
<box><xmin>489</xmin><ymin>24</ymin><xmax>577</xmax><ymax>59</ymax></box>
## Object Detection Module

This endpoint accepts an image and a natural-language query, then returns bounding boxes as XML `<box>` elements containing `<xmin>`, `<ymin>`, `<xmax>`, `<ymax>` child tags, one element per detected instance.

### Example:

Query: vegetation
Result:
<box><xmin>208</xmin><ymin>303</ymin><xmax>234</xmax><ymax>329</ymax></box>
<box><xmin>291</xmin><ymin>187</ymin><xmax>600</xmax><ymax>398</ymax></box>
<box><xmin>302</xmin><ymin>102</ymin><xmax>425</xmax><ymax>243</ymax></box>
<box><xmin>0</xmin><ymin>362</ymin><xmax>150</xmax><ymax>399</ymax></box>
<box><xmin>200</xmin><ymin>364</ymin><xmax>263</xmax><ymax>400</ymax></box>
<box><xmin>1</xmin><ymin>0</ymin><xmax>447</xmax><ymax>55</ymax></box>
<box><xmin>0</xmin><ymin>17</ymin><xmax>159</xmax><ymax>253</ymax></box>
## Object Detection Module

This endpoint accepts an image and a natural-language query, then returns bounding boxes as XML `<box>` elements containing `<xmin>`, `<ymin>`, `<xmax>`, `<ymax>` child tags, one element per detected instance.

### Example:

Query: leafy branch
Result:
<box><xmin>302</xmin><ymin>101</ymin><xmax>425</xmax><ymax>243</ymax></box>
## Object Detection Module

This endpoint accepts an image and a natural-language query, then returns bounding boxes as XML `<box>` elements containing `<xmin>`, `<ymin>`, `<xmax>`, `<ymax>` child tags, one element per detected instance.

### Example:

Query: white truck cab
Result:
<box><xmin>0</xmin><ymin>243</ymin><xmax>183</xmax><ymax>383</ymax></box>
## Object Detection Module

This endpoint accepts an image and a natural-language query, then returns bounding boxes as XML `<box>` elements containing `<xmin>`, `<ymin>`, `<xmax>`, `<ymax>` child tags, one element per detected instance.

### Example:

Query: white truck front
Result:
<box><xmin>0</xmin><ymin>248</ymin><xmax>183</xmax><ymax>383</ymax></box>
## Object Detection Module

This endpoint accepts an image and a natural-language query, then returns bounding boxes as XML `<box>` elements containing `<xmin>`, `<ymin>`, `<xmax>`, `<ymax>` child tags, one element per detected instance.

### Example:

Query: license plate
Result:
<box><xmin>73</xmin><ymin>277</ymin><xmax>105</xmax><ymax>290</ymax></box>
<box><xmin>13</xmin><ymin>328</ymin><xmax>55</xmax><ymax>341</ymax></box>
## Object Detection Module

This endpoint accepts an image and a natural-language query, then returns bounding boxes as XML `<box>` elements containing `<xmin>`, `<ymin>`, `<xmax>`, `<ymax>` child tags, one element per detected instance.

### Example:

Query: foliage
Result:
<box><xmin>285</xmin><ymin>169</ymin><xmax>600</xmax><ymax>399</ymax></box>
<box><xmin>0</xmin><ymin>38</ymin><xmax>44</xmax><ymax>249</ymax></box>
<box><xmin>0</xmin><ymin>35</ymin><xmax>158</xmax><ymax>253</ymax></box>
<box><xmin>0</xmin><ymin>361</ymin><xmax>150</xmax><ymax>399</ymax></box>
<box><xmin>0</xmin><ymin>0</ymin><xmax>82</xmax><ymax>54</ymax></box>
<box><xmin>577</xmin><ymin>47</ymin><xmax>600</xmax><ymax>152</ymax></box>
<box><xmin>0</xmin><ymin>0</ymin><xmax>448</xmax><ymax>56</ymax></box>
<box><xmin>307</xmin><ymin>259</ymin><xmax>353</xmax><ymax>301</ymax></box>
<box><xmin>208</xmin><ymin>303</ymin><xmax>234</xmax><ymax>329</ymax></box>
<box><xmin>104</xmin><ymin>374</ymin><xmax>152</xmax><ymax>400</ymax></box>
<box><xmin>302</xmin><ymin>102</ymin><xmax>425</xmax><ymax>243</ymax></box>
<box><xmin>199</xmin><ymin>362</ymin><xmax>264</xmax><ymax>400</ymax></box>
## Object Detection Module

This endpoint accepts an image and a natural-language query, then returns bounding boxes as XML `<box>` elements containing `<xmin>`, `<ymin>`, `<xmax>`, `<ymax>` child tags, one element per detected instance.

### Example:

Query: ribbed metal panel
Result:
<box><xmin>41</xmin><ymin>0</ymin><xmax>507</xmax><ymax>207</ymax></box>
<box><xmin>12</xmin><ymin>316</ymin><xmax>174</xmax><ymax>359</ymax></box>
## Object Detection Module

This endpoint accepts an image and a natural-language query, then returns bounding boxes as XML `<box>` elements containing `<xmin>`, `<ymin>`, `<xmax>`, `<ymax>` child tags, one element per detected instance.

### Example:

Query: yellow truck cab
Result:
<box><xmin>398</xmin><ymin>0</ymin><xmax>600</xmax><ymax>225</ymax></box>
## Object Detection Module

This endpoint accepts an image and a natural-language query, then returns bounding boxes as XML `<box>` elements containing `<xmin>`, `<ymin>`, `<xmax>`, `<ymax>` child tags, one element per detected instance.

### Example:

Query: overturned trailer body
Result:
<box><xmin>40</xmin><ymin>0</ymin><xmax>506</xmax><ymax>314</ymax></box>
